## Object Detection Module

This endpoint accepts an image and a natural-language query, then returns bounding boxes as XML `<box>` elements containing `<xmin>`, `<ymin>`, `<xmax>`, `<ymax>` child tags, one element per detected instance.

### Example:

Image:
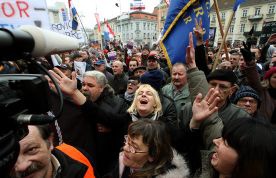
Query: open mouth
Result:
<box><xmin>140</xmin><ymin>99</ymin><xmax>148</xmax><ymax>105</ymax></box>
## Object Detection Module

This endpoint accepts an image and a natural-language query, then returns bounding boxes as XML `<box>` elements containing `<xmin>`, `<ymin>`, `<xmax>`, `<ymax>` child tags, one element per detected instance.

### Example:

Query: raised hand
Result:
<box><xmin>193</xmin><ymin>18</ymin><xmax>205</xmax><ymax>46</ymax></box>
<box><xmin>185</xmin><ymin>32</ymin><xmax>196</xmax><ymax>69</ymax></box>
<box><xmin>49</xmin><ymin>67</ymin><xmax>78</xmax><ymax>96</ymax></box>
<box><xmin>240</xmin><ymin>41</ymin><xmax>253</xmax><ymax>63</ymax></box>
<box><xmin>190</xmin><ymin>88</ymin><xmax>219</xmax><ymax>128</ymax></box>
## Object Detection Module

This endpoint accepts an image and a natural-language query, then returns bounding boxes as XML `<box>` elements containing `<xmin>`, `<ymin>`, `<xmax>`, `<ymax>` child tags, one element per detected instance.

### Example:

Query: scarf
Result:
<box><xmin>124</xmin><ymin>92</ymin><xmax>135</xmax><ymax>102</ymax></box>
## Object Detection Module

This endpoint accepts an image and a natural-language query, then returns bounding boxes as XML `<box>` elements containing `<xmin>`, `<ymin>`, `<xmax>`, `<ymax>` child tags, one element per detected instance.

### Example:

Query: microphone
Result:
<box><xmin>0</xmin><ymin>25</ymin><xmax>79</xmax><ymax>59</ymax></box>
<box><xmin>16</xmin><ymin>114</ymin><xmax>55</xmax><ymax>125</ymax></box>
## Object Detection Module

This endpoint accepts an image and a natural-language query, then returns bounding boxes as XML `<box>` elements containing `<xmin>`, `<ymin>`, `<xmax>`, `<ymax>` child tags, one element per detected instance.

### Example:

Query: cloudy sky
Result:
<box><xmin>47</xmin><ymin>0</ymin><xmax>160</xmax><ymax>28</ymax></box>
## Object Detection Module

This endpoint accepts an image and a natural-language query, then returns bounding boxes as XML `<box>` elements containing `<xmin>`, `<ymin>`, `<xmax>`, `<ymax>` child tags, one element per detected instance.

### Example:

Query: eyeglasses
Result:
<box><xmin>238</xmin><ymin>98</ymin><xmax>257</xmax><ymax>105</ymax></box>
<box><xmin>124</xmin><ymin>135</ymin><xmax>148</xmax><ymax>154</ymax></box>
<box><xmin>209</xmin><ymin>82</ymin><xmax>232</xmax><ymax>92</ymax></box>
<box><xmin>128</xmin><ymin>80</ymin><xmax>138</xmax><ymax>86</ymax></box>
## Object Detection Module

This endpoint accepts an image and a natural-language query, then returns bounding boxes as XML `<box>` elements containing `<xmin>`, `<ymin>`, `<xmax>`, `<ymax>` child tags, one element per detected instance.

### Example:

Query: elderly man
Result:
<box><xmin>233</xmin><ymin>85</ymin><xmax>265</xmax><ymax>120</ymax></box>
<box><xmin>49</xmin><ymin>70</ymin><xmax>127</xmax><ymax>176</ymax></box>
<box><xmin>10</xmin><ymin>125</ymin><xmax>96</xmax><ymax>178</ymax></box>
<box><xmin>110</xmin><ymin>60</ymin><xmax>128</xmax><ymax>95</ymax></box>
<box><xmin>162</xmin><ymin>63</ymin><xmax>190</xmax><ymax>121</ymax></box>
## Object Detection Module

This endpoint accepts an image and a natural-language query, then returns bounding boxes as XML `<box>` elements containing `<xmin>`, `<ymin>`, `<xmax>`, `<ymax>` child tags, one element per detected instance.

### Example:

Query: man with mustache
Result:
<box><xmin>162</xmin><ymin>63</ymin><xmax>191</xmax><ymax>122</ymax></box>
<box><xmin>10</xmin><ymin>125</ymin><xmax>96</xmax><ymax>178</ymax></box>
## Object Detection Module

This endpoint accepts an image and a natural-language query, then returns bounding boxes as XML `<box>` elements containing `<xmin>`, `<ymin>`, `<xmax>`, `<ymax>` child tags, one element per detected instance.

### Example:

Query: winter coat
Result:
<box><xmin>105</xmin><ymin>149</ymin><xmax>190</xmax><ymax>178</ymax></box>
<box><xmin>110</xmin><ymin>73</ymin><xmax>128</xmax><ymax>95</ymax></box>
<box><xmin>179</xmin><ymin>68</ymin><xmax>250</xmax><ymax>149</ymax></box>
<box><xmin>241</xmin><ymin>61</ymin><xmax>276</xmax><ymax>122</ymax></box>
<box><xmin>162</xmin><ymin>83</ymin><xmax>191</xmax><ymax>123</ymax></box>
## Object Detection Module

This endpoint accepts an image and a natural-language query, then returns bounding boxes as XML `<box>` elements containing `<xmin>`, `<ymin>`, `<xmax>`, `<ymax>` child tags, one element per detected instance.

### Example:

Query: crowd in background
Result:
<box><xmin>1</xmin><ymin>25</ymin><xmax>276</xmax><ymax>178</ymax></box>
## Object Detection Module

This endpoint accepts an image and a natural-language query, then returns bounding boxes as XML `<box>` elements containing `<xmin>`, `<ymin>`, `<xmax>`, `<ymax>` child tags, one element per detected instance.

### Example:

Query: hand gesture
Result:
<box><xmin>49</xmin><ymin>67</ymin><xmax>78</xmax><ymax>96</ymax></box>
<box><xmin>240</xmin><ymin>41</ymin><xmax>253</xmax><ymax>63</ymax></box>
<box><xmin>190</xmin><ymin>88</ymin><xmax>219</xmax><ymax>128</ymax></box>
<box><xmin>185</xmin><ymin>32</ymin><xmax>196</xmax><ymax>69</ymax></box>
<box><xmin>193</xmin><ymin>18</ymin><xmax>205</xmax><ymax>46</ymax></box>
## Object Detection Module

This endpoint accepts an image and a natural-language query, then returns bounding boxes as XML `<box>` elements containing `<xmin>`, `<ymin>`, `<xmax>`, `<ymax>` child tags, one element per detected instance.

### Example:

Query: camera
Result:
<box><xmin>0</xmin><ymin>25</ymin><xmax>79</xmax><ymax>177</ymax></box>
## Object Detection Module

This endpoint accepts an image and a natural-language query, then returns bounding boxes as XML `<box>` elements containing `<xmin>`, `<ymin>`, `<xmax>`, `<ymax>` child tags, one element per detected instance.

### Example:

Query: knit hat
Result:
<box><xmin>140</xmin><ymin>70</ymin><xmax>164</xmax><ymax>91</ymax></box>
<box><xmin>264</xmin><ymin>67</ymin><xmax>276</xmax><ymax>80</ymax></box>
<box><xmin>233</xmin><ymin>85</ymin><xmax>261</xmax><ymax>105</ymax></box>
<box><xmin>207</xmin><ymin>69</ymin><xmax>238</xmax><ymax>84</ymax></box>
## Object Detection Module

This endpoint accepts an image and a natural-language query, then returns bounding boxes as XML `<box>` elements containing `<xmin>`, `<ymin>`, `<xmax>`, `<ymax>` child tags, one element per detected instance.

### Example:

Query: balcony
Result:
<box><xmin>248</xmin><ymin>14</ymin><xmax>263</xmax><ymax>21</ymax></box>
<box><xmin>266</xmin><ymin>13</ymin><xmax>275</xmax><ymax>19</ymax></box>
<box><xmin>240</xmin><ymin>16</ymin><xmax>248</xmax><ymax>23</ymax></box>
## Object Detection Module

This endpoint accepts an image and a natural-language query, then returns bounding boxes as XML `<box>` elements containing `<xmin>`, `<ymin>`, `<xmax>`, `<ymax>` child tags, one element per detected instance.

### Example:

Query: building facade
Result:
<box><xmin>92</xmin><ymin>11</ymin><xmax>157</xmax><ymax>46</ymax></box>
<box><xmin>210</xmin><ymin>0</ymin><xmax>276</xmax><ymax>47</ymax></box>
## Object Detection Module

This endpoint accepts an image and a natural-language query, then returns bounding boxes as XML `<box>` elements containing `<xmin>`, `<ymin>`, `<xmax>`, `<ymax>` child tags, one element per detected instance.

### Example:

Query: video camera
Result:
<box><xmin>0</xmin><ymin>25</ymin><xmax>79</xmax><ymax>177</ymax></box>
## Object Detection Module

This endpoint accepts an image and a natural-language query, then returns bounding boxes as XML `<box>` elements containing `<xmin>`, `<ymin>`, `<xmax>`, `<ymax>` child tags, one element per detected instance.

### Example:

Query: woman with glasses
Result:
<box><xmin>104</xmin><ymin>119</ymin><xmax>190</xmax><ymax>178</ymax></box>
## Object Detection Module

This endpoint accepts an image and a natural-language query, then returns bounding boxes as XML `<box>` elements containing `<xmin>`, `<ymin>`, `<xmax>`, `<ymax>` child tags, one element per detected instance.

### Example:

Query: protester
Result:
<box><xmin>240</xmin><ymin>42</ymin><xmax>276</xmax><ymax>123</ymax></box>
<box><xmin>133</xmin><ymin>66</ymin><xmax>147</xmax><ymax>77</ymax></box>
<box><xmin>233</xmin><ymin>85</ymin><xmax>264</xmax><ymax>119</ymax></box>
<box><xmin>110</xmin><ymin>60</ymin><xmax>128</xmax><ymax>95</ymax></box>
<box><xmin>104</xmin><ymin>120</ymin><xmax>190</xmax><ymax>178</ymax></box>
<box><xmin>162</xmin><ymin>63</ymin><xmax>191</xmax><ymax>122</ymax></box>
<box><xmin>10</xmin><ymin>125</ymin><xmax>96</xmax><ymax>178</ymax></box>
<box><xmin>94</xmin><ymin>59</ymin><xmax>114</xmax><ymax>84</ymax></box>
<box><xmin>120</xmin><ymin>76</ymin><xmax>140</xmax><ymax>106</ymax></box>
<box><xmin>193</xmin><ymin>117</ymin><xmax>276</xmax><ymax>178</ymax></box>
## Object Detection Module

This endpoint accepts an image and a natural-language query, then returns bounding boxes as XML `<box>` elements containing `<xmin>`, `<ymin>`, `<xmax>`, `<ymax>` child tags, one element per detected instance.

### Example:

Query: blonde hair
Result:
<box><xmin>127</xmin><ymin>84</ymin><xmax>162</xmax><ymax>115</ymax></box>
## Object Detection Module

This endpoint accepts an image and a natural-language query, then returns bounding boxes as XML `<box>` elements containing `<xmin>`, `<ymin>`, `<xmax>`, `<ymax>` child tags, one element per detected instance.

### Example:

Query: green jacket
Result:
<box><xmin>180</xmin><ymin>68</ymin><xmax>250</xmax><ymax>149</ymax></box>
<box><xmin>162</xmin><ymin>83</ymin><xmax>191</xmax><ymax>123</ymax></box>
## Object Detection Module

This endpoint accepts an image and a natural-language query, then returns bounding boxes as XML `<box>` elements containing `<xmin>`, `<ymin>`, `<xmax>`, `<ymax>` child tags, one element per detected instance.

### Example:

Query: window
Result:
<box><xmin>255</xmin><ymin>8</ymin><xmax>261</xmax><ymax>16</ymax></box>
<box><xmin>144</xmin><ymin>33</ymin><xmax>146</xmax><ymax>39</ymax></box>
<box><xmin>269</xmin><ymin>5</ymin><xmax>275</xmax><ymax>14</ymax></box>
<box><xmin>136</xmin><ymin>22</ymin><xmax>139</xmax><ymax>30</ymax></box>
<box><xmin>221</xmin><ymin>12</ymin><xmax>226</xmax><ymax>20</ymax></box>
<box><xmin>242</xmin><ymin>9</ymin><xmax>247</xmax><ymax>17</ymax></box>
<box><xmin>143</xmin><ymin>22</ymin><xmax>146</xmax><ymax>30</ymax></box>
<box><xmin>229</xmin><ymin>26</ymin><xmax>234</xmax><ymax>33</ymax></box>
<box><xmin>212</xmin><ymin>14</ymin><xmax>216</xmax><ymax>21</ymax></box>
<box><xmin>130</xmin><ymin>23</ymin><xmax>133</xmax><ymax>30</ymax></box>
<box><xmin>147</xmin><ymin>23</ymin><xmax>150</xmax><ymax>30</ymax></box>
<box><xmin>240</xmin><ymin>24</ymin><xmax>245</xmax><ymax>32</ymax></box>
<box><xmin>253</xmin><ymin>23</ymin><xmax>257</xmax><ymax>31</ymax></box>
<box><xmin>155</xmin><ymin>24</ymin><xmax>157</xmax><ymax>30</ymax></box>
<box><xmin>147</xmin><ymin>33</ymin><xmax>149</xmax><ymax>39</ymax></box>
<box><xmin>131</xmin><ymin>33</ymin><xmax>133</xmax><ymax>39</ymax></box>
<box><xmin>126</xmin><ymin>33</ymin><xmax>129</xmax><ymax>40</ymax></box>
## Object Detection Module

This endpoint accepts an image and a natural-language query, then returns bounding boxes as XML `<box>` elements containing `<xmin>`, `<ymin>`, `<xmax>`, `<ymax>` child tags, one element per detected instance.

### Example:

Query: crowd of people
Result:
<box><xmin>2</xmin><ymin>23</ymin><xmax>276</xmax><ymax>178</ymax></box>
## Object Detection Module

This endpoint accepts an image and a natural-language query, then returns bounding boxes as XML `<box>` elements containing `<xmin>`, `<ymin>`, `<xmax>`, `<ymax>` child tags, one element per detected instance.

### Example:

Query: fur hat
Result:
<box><xmin>207</xmin><ymin>69</ymin><xmax>238</xmax><ymax>84</ymax></box>
<box><xmin>233</xmin><ymin>85</ymin><xmax>261</xmax><ymax>105</ymax></box>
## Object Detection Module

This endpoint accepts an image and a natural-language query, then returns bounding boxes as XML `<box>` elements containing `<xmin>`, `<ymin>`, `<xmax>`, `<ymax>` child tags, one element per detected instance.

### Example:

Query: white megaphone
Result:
<box><xmin>19</xmin><ymin>25</ymin><xmax>79</xmax><ymax>57</ymax></box>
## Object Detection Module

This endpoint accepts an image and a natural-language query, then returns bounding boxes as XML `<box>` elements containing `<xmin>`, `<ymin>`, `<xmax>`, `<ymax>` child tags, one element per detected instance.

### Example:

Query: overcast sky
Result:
<box><xmin>47</xmin><ymin>0</ymin><xmax>160</xmax><ymax>28</ymax></box>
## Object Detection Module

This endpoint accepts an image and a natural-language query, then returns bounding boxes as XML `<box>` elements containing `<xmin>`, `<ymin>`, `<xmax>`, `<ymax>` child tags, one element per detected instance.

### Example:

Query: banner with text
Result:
<box><xmin>51</xmin><ymin>20</ymin><xmax>85</xmax><ymax>43</ymax></box>
<box><xmin>0</xmin><ymin>0</ymin><xmax>50</xmax><ymax>29</ymax></box>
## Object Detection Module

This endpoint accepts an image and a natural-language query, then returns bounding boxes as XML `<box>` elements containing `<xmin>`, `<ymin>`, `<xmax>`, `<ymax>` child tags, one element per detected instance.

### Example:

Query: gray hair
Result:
<box><xmin>83</xmin><ymin>70</ymin><xmax>108</xmax><ymax>87</ymax></box>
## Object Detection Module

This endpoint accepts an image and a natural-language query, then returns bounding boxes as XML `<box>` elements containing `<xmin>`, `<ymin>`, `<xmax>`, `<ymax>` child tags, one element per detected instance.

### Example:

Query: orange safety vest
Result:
<box><xmin>56</xmin><ymin>143</ymin><xmax>96</xmax><ymax>178</ymax></box>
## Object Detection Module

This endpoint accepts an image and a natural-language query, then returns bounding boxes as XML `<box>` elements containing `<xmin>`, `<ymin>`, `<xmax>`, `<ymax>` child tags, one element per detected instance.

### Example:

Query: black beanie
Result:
<box><xmin>233</xmin><ymin>85</ymin><xmax>261</xmax><ymax>104</ymax></box>
<box><xmin>207</xmin><ymin>69</ymin><xmax>237</xmax><ymax>84</ymax></box>
<box><xmin>140</xmin><ymin>70</ymin><xmax>164</xmax><ymax>91</ymax></box>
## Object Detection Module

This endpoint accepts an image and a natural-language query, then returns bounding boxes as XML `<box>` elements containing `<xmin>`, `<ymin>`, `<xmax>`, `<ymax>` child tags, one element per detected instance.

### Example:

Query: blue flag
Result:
<box><xmin>233</xmin><ymin>0</ymin><xmax>245</xmax><ymax>11</ymax></box>
<box><xmin>160</xmin><ymin>0</ymin><xmax>210</xmax><ymax>66</ymax></box>
<box><xmin>71</xmin><ymin>7</ymin><xmax>78</xmax><ymax>30</ymax></box>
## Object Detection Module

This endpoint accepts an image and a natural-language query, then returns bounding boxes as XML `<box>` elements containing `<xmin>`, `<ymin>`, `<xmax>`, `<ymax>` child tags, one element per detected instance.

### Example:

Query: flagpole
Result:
<box><xmin>212</xmin><ymin>10</ymin><xmax>235</xmax><ymax>71</ymax></box>
<box><xmin>76</xmin><ymin>13</ymin><xmax>90</xmax><ymax>44</ymax></box>
<box><xmin>213</xmin><ymin>0</ymin><xmax>230</xmax><ymax>61</ymax></box>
